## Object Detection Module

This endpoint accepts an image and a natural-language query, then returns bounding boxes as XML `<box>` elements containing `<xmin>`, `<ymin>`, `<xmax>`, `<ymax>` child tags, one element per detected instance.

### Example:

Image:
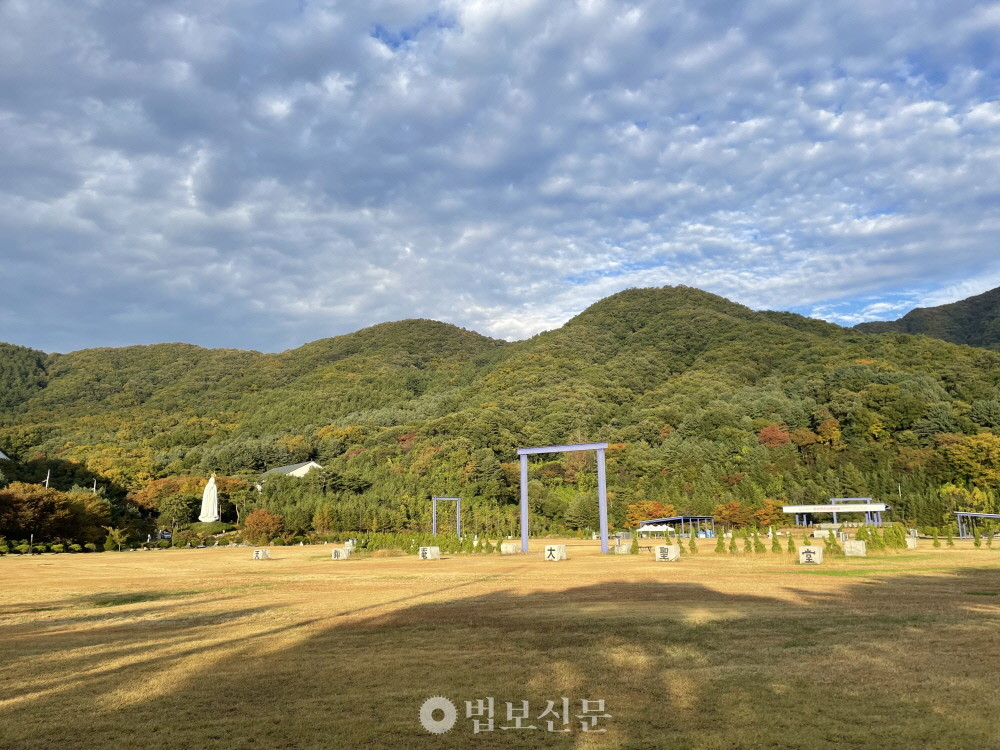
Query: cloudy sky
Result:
<box><xmin>2</xmin><ymin>0</ymin><xmax>999</xmax><ymax>353</ymax></box>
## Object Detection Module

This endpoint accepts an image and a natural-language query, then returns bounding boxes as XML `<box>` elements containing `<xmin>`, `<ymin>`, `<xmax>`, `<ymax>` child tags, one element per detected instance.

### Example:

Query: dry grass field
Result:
<box><xmin>2</xmin><ymin>539</ymin><xmax>999</xmax><ymax>750</ymax></box>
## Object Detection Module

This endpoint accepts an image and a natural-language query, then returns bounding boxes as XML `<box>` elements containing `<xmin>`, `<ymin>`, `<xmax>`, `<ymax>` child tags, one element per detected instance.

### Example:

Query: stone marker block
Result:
<box><xmin>544</xmin><ymin>544</ymin><xmax>567</xmax><ymax>561</ymax></box>
<box><xmin>331</xmin><ymin>547</ymin><xmax>352</xmax><ymax>560</ymax></box>
<box><xmin>905</xmin><ymin>537</ymin><xmax>918</xmax><ymax>549</ymax></box>
<box><xmin>844</xmin><ymin>540</ymin><xmax>867</xmax><ymax>557</ymax></box>
<box><xmin>418</xmin><ymin>546</ymin><xmax>441</xmax><ymax>560</ymax></box>
<box><xmin>500</xmin><ymin>542</ymin><xmax>521</xmax><ymax>555</ymax></box>
<box><xmin>614</xmin><ymin>544</ymin><xmax>632</xmax><ymax>555</ymax></box>
<box><xmin>252</xmin><ymin>549</ymin><xmax>270</xmax><ymax>560</ymax></box>
<box><xmin>344</xmin><ymin>539</ymin><xmax>356</xmax><ymax>549</ymax></box>
<box><xmin>799</xmin><ymin>546</ymin><xmax>823</xmax><ymax>564</ymax></box>
<box><xmin>653</xmin><ymin>544</ymin><xmax>681</xmax><ymax>562</ymax></box>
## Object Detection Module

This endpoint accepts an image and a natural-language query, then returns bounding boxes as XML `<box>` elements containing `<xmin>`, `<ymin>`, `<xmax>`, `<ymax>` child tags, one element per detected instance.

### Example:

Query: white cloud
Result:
<box><xmin>1</xmin><ymin>0</ymin><xmax>999</xmax><ymax>352</ymax></box>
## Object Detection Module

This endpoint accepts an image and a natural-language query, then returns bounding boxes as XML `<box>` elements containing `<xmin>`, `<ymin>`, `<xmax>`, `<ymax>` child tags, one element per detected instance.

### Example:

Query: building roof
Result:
<box><xmin>0</xmin><ymin>448</ymin><xmax>10</xmax><ymax>461</ymax></box>
<box><xmin>262</xmin><ymin>460</ymin><xmax>323</xmax><ymax>476</ymax></box>
<box><xmin>638</xmin><ymin>516</ymin><xmax>715</xmax><ymax>525</ymax></box>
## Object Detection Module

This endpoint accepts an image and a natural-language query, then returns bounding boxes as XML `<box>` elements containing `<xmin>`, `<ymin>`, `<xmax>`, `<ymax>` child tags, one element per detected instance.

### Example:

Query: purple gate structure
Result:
<box><xmin>517</xmin><ymin>442</ymin><xmax>610</xmax><ymax>554</ymax></box>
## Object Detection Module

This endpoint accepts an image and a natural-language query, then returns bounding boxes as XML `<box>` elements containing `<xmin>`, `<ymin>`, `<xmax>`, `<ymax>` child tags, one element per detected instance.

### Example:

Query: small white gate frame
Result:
<box><xmin>518</xmin><ymin>442</ymin><xmax>610</xmax><ymax>554</ymax></box>
<box><xmin>431</xmin><ymin>496</ymin><xmax>461</xmax><ymax>537</ymax></box>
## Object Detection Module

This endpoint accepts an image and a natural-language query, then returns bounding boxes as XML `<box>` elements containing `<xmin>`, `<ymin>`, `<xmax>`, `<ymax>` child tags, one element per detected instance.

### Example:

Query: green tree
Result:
<box><xmin>157</xmin><ymin>493</ymin><xmax>195</xmax><ymax>536</ymax></box>
<box><xmin>102</xmin><ymin>526</ymin><xmax>128</xmax><ymax>551</ymax></box>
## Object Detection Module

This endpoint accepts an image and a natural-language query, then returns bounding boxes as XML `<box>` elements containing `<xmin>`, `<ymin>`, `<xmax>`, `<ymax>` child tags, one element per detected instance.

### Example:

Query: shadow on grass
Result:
<box><xmin>1</xmin><ymin>568</ymin><xmax>999</xmax><ymax>750</ymax></box>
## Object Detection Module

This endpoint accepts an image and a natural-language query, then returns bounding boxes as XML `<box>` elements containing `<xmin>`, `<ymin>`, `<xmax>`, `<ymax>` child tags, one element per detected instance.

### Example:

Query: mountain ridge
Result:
<box><xmin>855</xmin><ymin>286</ymin><xmax>1000</xmax><ymax>350</ymax></box>
<box><xmin>2</xmin><ymin>284</ymin><xmax>1000</xmax><ymax>535</ymax></box>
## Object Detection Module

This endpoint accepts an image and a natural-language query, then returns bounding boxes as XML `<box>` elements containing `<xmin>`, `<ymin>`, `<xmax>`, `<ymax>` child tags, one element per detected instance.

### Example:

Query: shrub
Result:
<box><xmin>0</xmin><ymin>540</ymin><xmax>7</xmax><ymax>555</ymax></box>
<box><xmin>84</xmin><ymin>542</ymin><xmax>97</xmax><ymax>552</ymax></box>
<box><xmin>14</xmin><ymin>544</ymin><xmax>30</xmax><ymax>555</ymax></box>
<box><xmin>825</xmin><ymin>530</ymin><xmax>843</xmax><ymax>556</ymax></box>
<box><xmin>103</xmin><ymin>536</ymin><xmax>117</xmax><ymax>552</ymax></box>
<box><xmin>190</xmin><ymin>521</ymin><xmax>234</xmax><ymax>535</ymax></box>
<box><xmin>271</xmin><ymin>537</ymin><xmax>285</xmax><ymax>546</ymax></box>
<box><xmin>50</xmin><ymin>543</ymin><xmax>65</xmax><ymax>553</ymax></box>
<box><xmin>217</xmin><ymin>538</ymin><xmax>230</xmax><ymax>547</ymax></box>
<box><xmin>69</xmin><ymin>543</ymin><xmax>82</xmax><ymax>553</ymax></box>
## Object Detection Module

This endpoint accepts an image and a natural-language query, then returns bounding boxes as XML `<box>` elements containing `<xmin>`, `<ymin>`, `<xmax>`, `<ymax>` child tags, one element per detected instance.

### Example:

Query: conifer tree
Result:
<box><xmin>826</xmin><ymin>530</ymin><xmax>843</xmax><ymax>556</ymax></box>
<box><xmin>688</xmin><ymin>535</ymin><xmax>698</xmax><ymax>554</ymax></box>
<box><xmin>786</xmin><ymin>534</ymin><xmax>796</xmax><ymax>555</ymax></box>
<box><xmin>715</xmin><ymin>534</ymin><xmax>726</xmax><ymax>554</ymax></box>
<box><xmin>946</xmin><ymin>528</ymin><xmax>955</xmax><ymax>548</ymax></box>
<box><xmin>973</xmin><ymin>526</ymin><xmax>982</xmax><ymax>548</ymax></box>
<box><xmin>771</xmin><ymin>533</ymin><xmax>782</xmax><ymax>554</ymax></box>
<box><xmin>631</xmin><ymin>535</ymin><xmax>640</xmax><ymax>555</ymax></box>
<box><xmin>932</xmin><ymin>528</ymin><xmax>941</xmax><ymax>548</ymax></box>
<box><xmin>743</xmin><ymin>531</ymin><xmax>753</xmax><ymax>554</ymax></box>
<box><xmin>728</xmin><ymin>535</ymin><xmax>738</xmax><ymax>555</ymax></box>
<box><xmin>753</xmin><ymin>533</ymin><xmax>766</xmax><ymax>554</ymax></box>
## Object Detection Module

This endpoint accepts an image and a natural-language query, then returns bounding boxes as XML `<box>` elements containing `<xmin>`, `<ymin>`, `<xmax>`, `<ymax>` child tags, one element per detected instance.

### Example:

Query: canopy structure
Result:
<box><xmin>638</xmin><ymin>516</ymin><xmax>716</xmax><ymax>538</ymax></box>
<box><xmin>637</xmin><ymin>524</ymin><xmax>672</xmax><ymax>534</ymax></box>
<box><xmin>198</xmin><ymin>475</ymin><xmax>220</xmax><ymax>523</ymax></box>
<box><xmin>783</xmin><ymin>498</ymin><xmax>888</xmax><ymax>526</ymax></box>
<box><xmin>955</xmin><ymin>512</ymin><xmax>1000</xmax><ymax>538</ymax></box>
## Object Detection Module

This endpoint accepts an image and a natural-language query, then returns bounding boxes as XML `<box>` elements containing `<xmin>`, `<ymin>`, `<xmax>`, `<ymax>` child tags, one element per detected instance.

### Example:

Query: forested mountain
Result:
<box><xmin>855</xmin><ymin>286</ymin><xmax>1000</xmax><ymax>350</ymax></box>
<box><xmin>3</xmin><ymin>286</ymin><xmax>1000</xmax><ymax>540</ymax></box>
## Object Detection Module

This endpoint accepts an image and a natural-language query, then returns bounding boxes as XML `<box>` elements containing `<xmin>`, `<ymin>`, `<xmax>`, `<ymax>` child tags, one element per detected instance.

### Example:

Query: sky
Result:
<box><xmin>2</xmin><ymin>0</ymin><xmax>999</xmax><ymax>354</ymax></box>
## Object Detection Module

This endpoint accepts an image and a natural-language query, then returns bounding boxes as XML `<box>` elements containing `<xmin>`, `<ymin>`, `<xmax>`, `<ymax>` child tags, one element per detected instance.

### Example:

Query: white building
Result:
<box><xmin>262</xmin><ymin>460</ymin><xmax>323</xmax><ymax>478</ymax></box>
<box><xmin>0</xmin><ymin>448</ymin><xmax>10</xmax><ymax>461</ymax></box>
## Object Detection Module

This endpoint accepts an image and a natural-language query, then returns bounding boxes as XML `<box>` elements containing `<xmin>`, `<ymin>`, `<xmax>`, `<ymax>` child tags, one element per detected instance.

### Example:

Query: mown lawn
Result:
<box><xmin>1</xmin><ymin>540</ymin><xmax>998</xmax><ymax>749</ymax></box>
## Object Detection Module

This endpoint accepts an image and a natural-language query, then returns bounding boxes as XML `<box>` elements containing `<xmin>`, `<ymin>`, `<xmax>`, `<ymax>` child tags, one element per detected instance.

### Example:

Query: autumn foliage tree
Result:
<box><xmin>712</xmin><ymin>501</ymin><xmax>755</xmax><ymax>530</ymax></box>
<box><xmin>753</xmin><ymin>499</ymin><xmax>788</xmax><ymax>528</ymax></box>
<box><xmin>243</xmin><ymin>508</ymin><xmax>284</xmax><ymax>543</ymax></box>
<box><xmin>757</xmin><ymin>424</ymin><xmax>790</xmax><ymax>447</ymax></box>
